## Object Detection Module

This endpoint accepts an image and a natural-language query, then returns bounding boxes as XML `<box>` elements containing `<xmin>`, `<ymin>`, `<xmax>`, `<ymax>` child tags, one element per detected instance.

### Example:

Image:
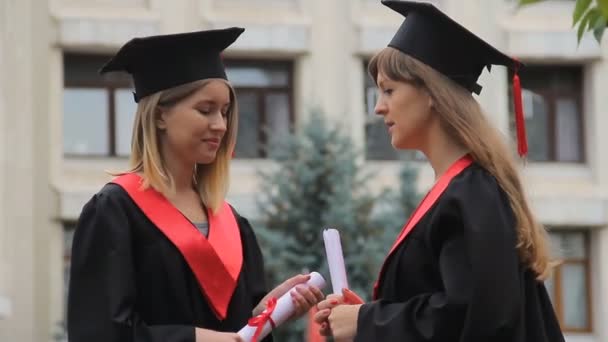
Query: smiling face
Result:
<box><xmin>157</xmin><ymin>79</ymin><xmax>231</xmax><ymax>165</ymax></box>
<box><xmin>374</xmin><ymin>71</ymin><xmax>434</xmax><ymax>150</ymax></box>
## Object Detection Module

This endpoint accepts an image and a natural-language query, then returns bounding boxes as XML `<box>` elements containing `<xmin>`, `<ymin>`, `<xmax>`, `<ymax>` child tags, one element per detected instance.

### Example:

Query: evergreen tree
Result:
<box><xmin>368</xmin><ymin>162</ymin><xmax>422</xmax><ymax>273</ymax></box>
<box><xmin>255</xmin><ymin>110</ymin><xmax>379</xmax><ymax>341</ymax></box>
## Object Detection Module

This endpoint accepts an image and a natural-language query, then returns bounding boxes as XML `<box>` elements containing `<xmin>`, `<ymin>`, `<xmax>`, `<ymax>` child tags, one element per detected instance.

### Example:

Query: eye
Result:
<box><xmin>383</xmin><ymin>89</ymin><xmax>393</xmax><ymax>96</ymax></box>
<box><xmin>221</xmin><ymin>106</ymin><xmax>230</xmax><ymax>118</ymax></box>
<box><xmin>197</xmin><ymin>107</ymin><xmax>212</xmax><ymax>115</ymax></box>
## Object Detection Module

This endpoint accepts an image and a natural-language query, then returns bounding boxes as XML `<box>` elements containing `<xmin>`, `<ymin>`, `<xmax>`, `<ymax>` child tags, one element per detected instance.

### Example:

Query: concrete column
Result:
<box><xmin>587</xmin><ymin>42</ymin><xmax>608</xmax><ymax>191</ymax></box>
<box><xmin>297</xmin><ymin>0</ymin><xmax>354</xmax><ymax>129</ymax></box>
<box><xmin>0</xmin><ymin>0</ymin><xmax>36</xmax><ymax>340</ymax></box>
<box><xmin>0</xmin><ymin>0</ymin><xmax>55</xmax><ymax>341</ymax></box>
<box><xmin>155</xmin><ymin>0</ymin><xmax>199</xmax><ymax>34</ymax></box>
<box><xmin>0</xmin><ymin>0</ymin><xmax>10</xmax><ymax>323</ymax></box>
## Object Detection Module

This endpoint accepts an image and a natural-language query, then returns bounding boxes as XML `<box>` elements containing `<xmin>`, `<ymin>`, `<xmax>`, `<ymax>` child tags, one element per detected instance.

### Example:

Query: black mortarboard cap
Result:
<box><xmin>381</xmin><ymin>0</ymin><xmax>528</xmax><ymax>157</ymax></box>
<box><xmin>100</xmin><ymin>27</ymin><xmax>244</xmax><ymax>103</ymax></box>
<box><xmin>382</xmin><ymin>0</ymin><xmax>520</xmax><ymax>95</ymax></box>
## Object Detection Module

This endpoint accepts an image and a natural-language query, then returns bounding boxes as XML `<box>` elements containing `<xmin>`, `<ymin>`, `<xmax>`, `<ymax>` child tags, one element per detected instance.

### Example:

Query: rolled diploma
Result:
<box><xmin>238</xmin><ymin>271</ymin><xmax>326</xmax><ymax>341</ymax></box>
<box><xmin>323</xmin><ymin>228</ymin><xmax>349</xmax><ymax>294</ymax></box>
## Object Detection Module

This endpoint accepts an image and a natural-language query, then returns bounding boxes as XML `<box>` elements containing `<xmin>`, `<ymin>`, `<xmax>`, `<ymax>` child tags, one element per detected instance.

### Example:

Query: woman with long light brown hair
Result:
<box><xmin>314</xmin><ymin>1</ymin><xmax>565</xmax><ymax>341</ymax></box>
<box><xmin>67</xmin><ymin>27</ymin><xmax>323</xmax><ymax>342</ymax></box>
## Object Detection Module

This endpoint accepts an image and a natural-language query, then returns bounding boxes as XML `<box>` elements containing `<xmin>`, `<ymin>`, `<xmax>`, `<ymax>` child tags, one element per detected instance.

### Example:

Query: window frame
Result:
<box><xmin>548</xmin><ymin>230</ymin><xmax>593</xmax><ymax>333</ymax></box>
<box><xmin>223</xmin><ymin>59</ymin><xmax>295</xmax><ymax>158</ymax></box>
<box><xmin>63</xmin><ymin>53</ymin><xmax>134</xmax><ymax>158</ymax></box>
<box><xmin>509</xmin><ymin>65</ymin><xmax>585</xmax><ymax>163</ymax></box>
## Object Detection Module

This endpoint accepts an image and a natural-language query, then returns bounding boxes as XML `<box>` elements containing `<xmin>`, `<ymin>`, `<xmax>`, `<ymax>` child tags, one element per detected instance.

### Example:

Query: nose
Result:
<box><xmin>209</xmin><ymin>112</ymin><xmax>227</xmax><ymax>133</ymax></box>
<box><xmin>374</xmin><ymin>97</ymin><xmax>388</xmax><ymax>116</ymax></box>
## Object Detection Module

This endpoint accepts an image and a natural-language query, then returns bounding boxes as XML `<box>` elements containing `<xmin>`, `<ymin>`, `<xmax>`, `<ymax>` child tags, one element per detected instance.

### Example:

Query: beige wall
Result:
<box><xmin>0</xmin><ymin>0</ymin><xmax>606</xmax><ymax>341</ymax></box>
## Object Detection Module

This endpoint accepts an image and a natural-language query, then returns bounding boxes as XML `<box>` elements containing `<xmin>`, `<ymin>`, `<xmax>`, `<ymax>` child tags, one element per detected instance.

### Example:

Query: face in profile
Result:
<box><xmin>157</xmin><ymin>80</ymin><xmax>231</xmax><ymax>165</ymax></box>
<box><xmin>374</xmin><ymin>71</ymin><xmax>434</xmax><ymax>150</ymax></box>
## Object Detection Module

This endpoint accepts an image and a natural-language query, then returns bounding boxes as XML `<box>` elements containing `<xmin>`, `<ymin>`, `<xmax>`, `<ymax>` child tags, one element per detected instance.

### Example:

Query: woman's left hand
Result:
<box><xmin>253</xmin><ymin>274</ymin><xmax>324</xmax><ymax>319</ymax></box>
<box><xmin>327</xmin><ymin>304</ymin><xmax>362</xmax><ymax>342</ymax></box>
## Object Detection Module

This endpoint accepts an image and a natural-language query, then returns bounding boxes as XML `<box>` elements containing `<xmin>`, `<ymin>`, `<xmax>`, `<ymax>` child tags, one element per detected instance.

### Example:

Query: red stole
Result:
<box><xmin>373</xmin><ymin>155</ymin><xmax>473</xmax><ymax>300</ymax></box>
<box><xmin>112</xmin><ymin>173</ymin><xmax>243</xmax><ymax>320</ymax></box>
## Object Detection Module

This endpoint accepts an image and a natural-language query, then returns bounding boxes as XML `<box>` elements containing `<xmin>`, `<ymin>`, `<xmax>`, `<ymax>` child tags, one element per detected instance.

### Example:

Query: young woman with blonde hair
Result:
<box><xmin>315</xmin><ymin>1</ymin><xmax>565</xmax><ymax>341</ymax></box>
<box><xmin>67</xmin><ymin>27</ymin><xmax>323</xmax><ymax>342</ymax></box>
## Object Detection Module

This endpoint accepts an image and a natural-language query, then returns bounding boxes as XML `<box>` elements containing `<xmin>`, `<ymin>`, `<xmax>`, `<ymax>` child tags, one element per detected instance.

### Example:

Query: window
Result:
<box><xmin>508</xmin><ymin>66</ymin><xmax>584</xmax><ymax>163</ymax></box>
<box><xmin>546</xmin><ymin>230</ymin><xmax>592</xmax><ymax>332</ymax></box>
<box><xmin>224</xmin><ymin>60</ymin><xmax>294</xmax><ymax>158</ymax></box>
<box><xmin>63</xmin><ymin>53</ymin><xmax>136</xmax><ymax>157</ymax></box>
<box><xmin>363</xmin><ymin>60</ymin><xmax>425</xmax><ymax>161</ymax></box>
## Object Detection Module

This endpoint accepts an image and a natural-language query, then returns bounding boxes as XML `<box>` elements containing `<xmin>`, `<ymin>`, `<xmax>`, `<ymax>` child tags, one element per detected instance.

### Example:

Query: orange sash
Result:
<box><xmin>113</xmin><ymin>173</ymin><xmax>243</xmax><ymax>320</ymax></box>
<box><xmin>373</xmin><ymin>155</ymin><xmax>473</xmax><ymax>299</ymax></box>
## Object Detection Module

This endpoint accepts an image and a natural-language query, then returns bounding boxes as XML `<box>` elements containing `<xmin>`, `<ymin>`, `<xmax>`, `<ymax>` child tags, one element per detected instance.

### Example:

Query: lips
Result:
<box><xmin>385</xmin><ymin>121</ymin><xmax>395</xmax><ymax>134</ymax></box>
<box><xmin>202</xmin><ymin>137</ymin><xmax>221</xmax><ymax>148</ymax></box>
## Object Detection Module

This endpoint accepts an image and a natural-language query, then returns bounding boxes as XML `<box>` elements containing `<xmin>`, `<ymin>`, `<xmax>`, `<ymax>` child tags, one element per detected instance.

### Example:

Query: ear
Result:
<box><xmin>426</xmin><ymin>93</ymin><xmax>434</xmax><ymax>110</ymax></box>
<box><xmin>156</xmin><ymin>106</ymin><xmax>168</xmax><ymax>130</ymax></box>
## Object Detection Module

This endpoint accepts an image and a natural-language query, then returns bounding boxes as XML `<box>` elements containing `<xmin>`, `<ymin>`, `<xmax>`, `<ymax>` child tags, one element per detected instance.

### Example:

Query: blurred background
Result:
<box><xmin>0</xmin><ymin>0</ymin><xmax>607</xmax><ymax>341</ymax></box>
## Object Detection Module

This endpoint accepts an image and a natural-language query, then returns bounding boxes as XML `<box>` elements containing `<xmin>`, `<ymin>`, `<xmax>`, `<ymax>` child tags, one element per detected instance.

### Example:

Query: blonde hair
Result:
<box><xmin>369</xmin><ymin>47</ymin><xmax>554</xmax><ymax>280</ymax></box>
<box><xmin>122</xmin><ymin>79</ymin><xmax>238</xmax><ymax>214</ymax></box>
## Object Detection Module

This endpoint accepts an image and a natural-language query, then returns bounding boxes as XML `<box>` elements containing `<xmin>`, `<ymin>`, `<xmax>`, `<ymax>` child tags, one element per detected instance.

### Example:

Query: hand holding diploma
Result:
<box><xmin>322</xmin><ymin>228</ymin><xmax>364</xmax><ymax>304</ymax></box>
<box><xmin>316</xmin><ymin>228</ymin><xmax>364</xmax><ymax>338</ymax></box>
<box><xmin>238</xmin><ymin>272</ymin><xmax>326</xmax><ymax>342</ymax></box>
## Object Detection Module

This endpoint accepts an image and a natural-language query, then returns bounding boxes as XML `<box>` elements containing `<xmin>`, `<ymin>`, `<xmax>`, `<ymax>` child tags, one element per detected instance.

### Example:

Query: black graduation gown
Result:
<box><xmin>357</xmin><ymin>164</ymin><xmax>565</xmax><ymax>342</ymax></box>
<box><xmin>67</xmin><ymin>183</ymin><xmax>272</xmax><ymax>342</ymax></box>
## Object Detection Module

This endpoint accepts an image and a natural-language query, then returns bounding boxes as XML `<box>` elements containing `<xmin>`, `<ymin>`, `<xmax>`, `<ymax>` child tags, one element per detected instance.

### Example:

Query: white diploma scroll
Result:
<box><xmin>238</xmin><ymin>271</ymin><xmax>326</xmax><ymax>342</ymax></box>
<box><xmin>323</xmin><ymin>228</ymin><xmax>349</xmax><ymax>294</ymax></box>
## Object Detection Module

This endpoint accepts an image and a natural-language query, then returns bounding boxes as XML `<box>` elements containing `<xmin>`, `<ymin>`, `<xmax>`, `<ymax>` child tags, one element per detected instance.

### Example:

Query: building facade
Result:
<box><xmin>0</xmin><ymin>0</ymin><xmax>606</xmax><ymax>341</ymax></box>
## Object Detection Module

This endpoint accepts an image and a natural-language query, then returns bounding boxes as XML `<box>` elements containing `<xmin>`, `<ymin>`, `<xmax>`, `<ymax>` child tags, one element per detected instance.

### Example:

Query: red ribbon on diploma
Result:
<box><xmin>248</xmin><ymin>297</ymin><xmax>278</xmax><ymax>342</ymax></box>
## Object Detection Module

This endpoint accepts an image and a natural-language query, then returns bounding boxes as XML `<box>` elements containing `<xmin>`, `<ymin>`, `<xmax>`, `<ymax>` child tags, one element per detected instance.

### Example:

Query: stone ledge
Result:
<box><xmin>56</xmin><ymin>16</ymin><xmax>160</xmax><ymax>49</ymax></box>
<box><xmin>355</xmin><ymin>25</ymin><xmax>395</xmax><ymax>56</ymax></box>
<box><xmin>506</xmin><ymin>30</ymin><xmax>602</xmax><ymax>61</ymax></box>
<box><xmin>533</xmin><ymin>197</ymin><xmax>608</xmax><ymax>227</ymax></box>
<box><xmin>206</xmin><ymin>21</ymin><xmax>310</xmax><ymax>53</ymax></box>
<box><xmin>58</xmin><ymin>188</ymin><xmax>260</xmax><ymax>221</ymax></box>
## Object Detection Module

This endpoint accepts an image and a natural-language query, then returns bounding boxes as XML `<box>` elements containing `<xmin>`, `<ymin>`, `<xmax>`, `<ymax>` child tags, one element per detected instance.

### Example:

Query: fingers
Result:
<box><xmin>316</xmin><ymin>294</ymin><xmax>343</xmax><ymax>311</ymax></box>
<box><xmin>290</xmin><ymin>288</ymin><xmax>311</xmax><ymax>316</ymax></box>
<box><xmin>313</xmin><ymin>308</ymin><xmax>331</xmax><ymax>324</ymax></box>
<box><xmin>268</xmin><ymin>273</ymin><xmax>311</xmax><ymax>301</ymax></box>
<box><xmin>282</xmin><ymin>273</ymin><xmax>310</xmax><ymax>289</ymax></box>
<box><xmin>262</xmin><ymin>273</ymin><xmax>312</xmax><ymax>310</ymax></box>
<box><xmin>295</xmin><ymin>285</ymin><xmax>322</xmax><ymax>307</ymax></box>
<box><xmin>310</xmin><ymin>285</ymin><xmax>325</xmax><ymax>302</ymax></box>
<box><xmin>319</xmin><ymin>320</ymin><xmax>332</xmax><ymax>336</ymax></box>
<box><xmin>290</xmin><ymin>287</ymin><xmax>325</xmax><ymax>317</ymax></box>
<box><xmin>230</xmin><ymin>333</ymin><xmax>244</xmax><ymax>342</ymax></box>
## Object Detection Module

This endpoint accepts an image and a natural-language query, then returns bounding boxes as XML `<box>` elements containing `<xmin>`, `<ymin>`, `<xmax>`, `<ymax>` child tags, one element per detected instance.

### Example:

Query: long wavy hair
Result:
<box><xmin>369</xmin><ymin>47</ymin><xmax>554</xmax><ymax>280</ymax></box>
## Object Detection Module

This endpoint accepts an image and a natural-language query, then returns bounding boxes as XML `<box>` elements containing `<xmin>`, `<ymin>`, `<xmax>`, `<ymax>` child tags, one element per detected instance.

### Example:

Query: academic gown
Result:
<box><xmin>357</xmin><ymin>163</ymin><xmax>565</xmax><ymax>342</ymax></box>
<box><xmin>67</xmin><ymin>183</ymin><xmax>272</xmax><ymax>342</ymax></box>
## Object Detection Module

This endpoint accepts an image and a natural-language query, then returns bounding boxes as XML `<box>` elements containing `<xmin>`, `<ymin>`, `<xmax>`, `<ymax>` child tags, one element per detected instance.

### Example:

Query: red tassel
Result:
<box><xmin>512</xmin><ymin>72</ymin><xmax>528</xmax><ymax>158</ymax></box>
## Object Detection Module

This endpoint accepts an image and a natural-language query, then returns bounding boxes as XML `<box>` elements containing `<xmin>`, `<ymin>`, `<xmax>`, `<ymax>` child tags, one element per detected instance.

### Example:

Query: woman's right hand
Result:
<box><xmin>314</xmin><ymin>293</ymin><xmax>345</xmax><ymax>336</ymax></box>
<box><xmin>195</xmin><ymin>328</ymin><xmax>244</xmax><ymax>342</ymax></box>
